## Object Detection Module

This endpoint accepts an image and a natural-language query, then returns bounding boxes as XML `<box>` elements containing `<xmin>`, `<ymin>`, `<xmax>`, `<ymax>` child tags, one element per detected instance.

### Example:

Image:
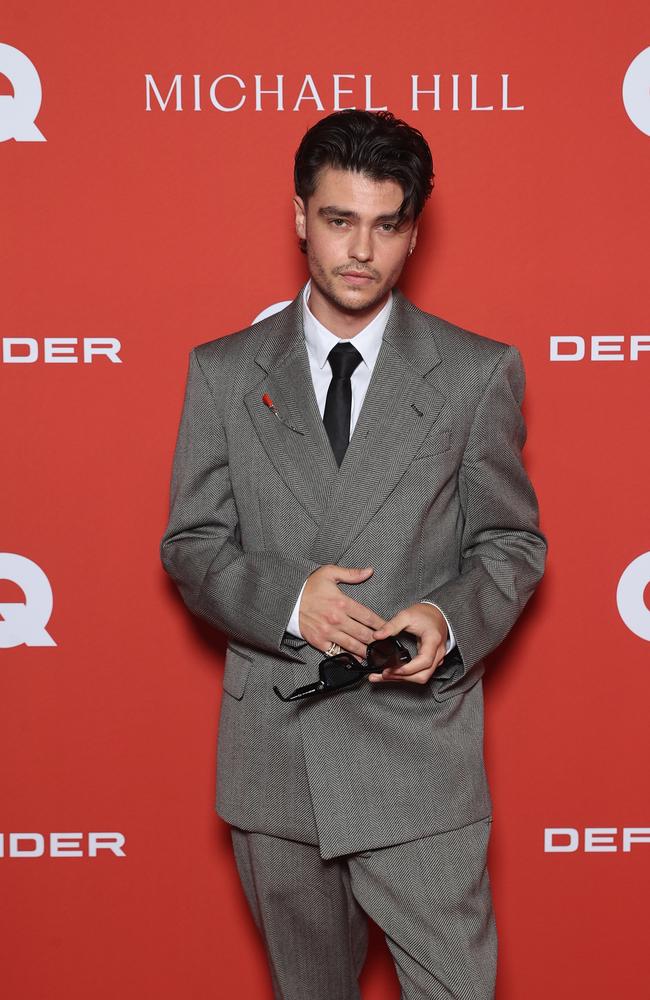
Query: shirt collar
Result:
<box><xmin>301</xmin><ymin>277</ymin><xmax>393</xmax><ymax>371</ymax></box>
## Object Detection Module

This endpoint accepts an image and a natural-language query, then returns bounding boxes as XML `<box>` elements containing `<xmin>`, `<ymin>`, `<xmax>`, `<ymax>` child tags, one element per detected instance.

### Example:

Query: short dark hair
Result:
<box><xmin>294</xmin><ymin>109</ymin><xmax>434</xmax><ymax>253</ymax></box>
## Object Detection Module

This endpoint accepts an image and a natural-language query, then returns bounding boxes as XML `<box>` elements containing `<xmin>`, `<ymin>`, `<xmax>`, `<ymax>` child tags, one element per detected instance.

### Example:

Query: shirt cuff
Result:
<box><xmin>286</xmin><ymin>578</ymin><xmax>309</xmax><ymax>639</ymax></box>
<box><xmin>419</xmin><ymin>601</ymin><xmax>456</xmax><ymax>653</ymax></box>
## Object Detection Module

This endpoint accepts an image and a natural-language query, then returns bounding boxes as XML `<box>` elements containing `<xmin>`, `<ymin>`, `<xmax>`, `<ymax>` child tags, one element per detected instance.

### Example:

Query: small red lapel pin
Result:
<box><xmin>262</xmin><ymin>393</ymin><xmax>304</xmax><ymax>435</ymax></box>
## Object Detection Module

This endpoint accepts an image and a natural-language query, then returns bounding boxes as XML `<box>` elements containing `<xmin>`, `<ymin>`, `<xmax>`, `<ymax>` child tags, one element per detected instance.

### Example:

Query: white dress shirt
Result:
<box><xmin>285</xmin><ymin>278</ymin><xmax>456</xmax><ymax>655</ymax></box>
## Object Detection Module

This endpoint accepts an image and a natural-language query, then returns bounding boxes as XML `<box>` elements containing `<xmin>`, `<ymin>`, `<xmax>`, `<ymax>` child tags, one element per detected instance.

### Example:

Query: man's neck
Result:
<box><xmin>307</xmin><ymin>282</ymin><xmax>390</xmax><ymax>340</ymax></box>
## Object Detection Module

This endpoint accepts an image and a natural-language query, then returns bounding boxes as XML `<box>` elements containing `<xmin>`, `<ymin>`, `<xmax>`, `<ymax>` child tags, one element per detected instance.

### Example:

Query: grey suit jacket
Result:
<box><xmin>160</xmin><ymin>283</ymin><xmax>547</xmax><ymax>859</ymax></box>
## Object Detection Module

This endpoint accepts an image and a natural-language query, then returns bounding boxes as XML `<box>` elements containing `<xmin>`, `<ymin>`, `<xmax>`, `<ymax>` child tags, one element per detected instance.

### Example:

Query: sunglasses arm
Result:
<box><xmin>273</xmin><ymin>680</ymin><xmax>326</xmax><ymax>702</ymax></box>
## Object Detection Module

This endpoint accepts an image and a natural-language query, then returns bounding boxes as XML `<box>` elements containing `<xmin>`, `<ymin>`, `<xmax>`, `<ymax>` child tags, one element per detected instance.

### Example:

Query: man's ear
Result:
<box><xmin>293</xmin><ymin>195</ymin><xmax>306</xmax><ymax>239</ymax></box>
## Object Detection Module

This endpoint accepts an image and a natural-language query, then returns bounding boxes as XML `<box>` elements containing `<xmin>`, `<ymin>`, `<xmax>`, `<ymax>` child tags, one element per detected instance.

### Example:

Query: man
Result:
<box><xmin>160</xmin><ymin>109</ymin><xmax>547</xmax><ymax>1000</ymax></box>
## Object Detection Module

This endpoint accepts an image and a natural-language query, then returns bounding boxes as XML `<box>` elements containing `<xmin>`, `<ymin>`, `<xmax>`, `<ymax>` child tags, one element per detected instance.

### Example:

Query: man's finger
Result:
<box><xmin>387</xmin><ymin>639</ymin><xmax>439</xmax><ymax>676</ymax></box>
<box><xmin>368</xmin><ymin>664</ymin><xmax>437</xmax><ymax>684</ymax></box>
<box><xmin>327</xmin><ymin>630</ymin><xmax>368</xmax><ymax>659</ymax></box>
<box><xmin>343</xmin><ymin>597</ymin><xmax>386</xmax><ymax>632</ymax></box>
<box><xmin>371</xmin><ymin>611</ymin><xmax>407</xmax><ymax>639</ymax></box>
<box><xmin>370</xmin><ymin>639</ymin><xmax>443</xmax><ymax>682</ymax></box>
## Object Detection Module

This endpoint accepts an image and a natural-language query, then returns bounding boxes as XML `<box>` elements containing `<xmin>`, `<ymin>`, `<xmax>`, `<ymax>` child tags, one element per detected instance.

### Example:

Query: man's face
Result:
<box><xmin>293</xmin><ymin>167</ymin><xmax>418</xmax><ymax>315</ymax></box>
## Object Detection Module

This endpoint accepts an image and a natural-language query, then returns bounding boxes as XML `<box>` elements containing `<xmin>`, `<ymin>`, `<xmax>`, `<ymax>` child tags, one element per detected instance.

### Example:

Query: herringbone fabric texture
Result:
<box><xmin>160</xmin><ymin>283</ymin><xmax>547</xmax><ymax>860</ymax></box>
<box><xmin>230</xmin><ymin>817</ymin><xmax>496</xmax><ymax>1000</ymax></box>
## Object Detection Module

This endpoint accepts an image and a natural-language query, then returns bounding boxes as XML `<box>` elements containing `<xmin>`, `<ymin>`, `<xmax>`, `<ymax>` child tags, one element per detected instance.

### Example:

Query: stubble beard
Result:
<box><xmin>307</xmin><ymin>243</ymin><xmax>392</xmax><ymax>316</ymax></box>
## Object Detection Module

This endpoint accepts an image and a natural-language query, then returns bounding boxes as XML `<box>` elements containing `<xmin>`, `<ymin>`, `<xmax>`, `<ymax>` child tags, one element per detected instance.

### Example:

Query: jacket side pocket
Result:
<box><xmin>222</xmin><ymin>644</ymin><xmax>253</xmax><ymax>700</ymax></box>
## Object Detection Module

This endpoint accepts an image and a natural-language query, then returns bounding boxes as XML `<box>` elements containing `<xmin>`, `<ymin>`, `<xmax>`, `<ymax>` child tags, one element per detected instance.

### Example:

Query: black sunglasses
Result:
<box><xmin>273</xmin><ymin>636</ymin><xmax>412</xmax><ymax>702</ymax></box>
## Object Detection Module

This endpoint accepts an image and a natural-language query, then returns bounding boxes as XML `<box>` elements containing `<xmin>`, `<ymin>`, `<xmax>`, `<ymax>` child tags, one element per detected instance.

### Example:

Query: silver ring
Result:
<box><xmin>326</xmin><ymin>642</ymin><xmax>342</xmax><ymax>656</ymax></box>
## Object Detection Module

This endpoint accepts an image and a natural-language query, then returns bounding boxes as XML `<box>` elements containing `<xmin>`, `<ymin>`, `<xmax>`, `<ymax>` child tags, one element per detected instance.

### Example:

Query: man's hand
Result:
<box><xmin>299</xmin><ymin>565</ymin><xmax>386</xmax><ymax>659</ymax></box>
<box><xmin>368</xmin><ymin>603</ymin><xmax>448</xmax><ymax>684</ymax></box>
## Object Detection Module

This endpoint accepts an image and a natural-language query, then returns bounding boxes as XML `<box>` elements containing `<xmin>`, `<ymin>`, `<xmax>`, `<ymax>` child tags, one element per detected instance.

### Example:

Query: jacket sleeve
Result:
<box><xmin>160</xmin><ymin>348</ymin><xmax>321</xmax><ymax>656</ymax></box>
<box><xmin>422</xmin><ymin>344</ymin><xmax>547</xmax><ymax>683</ymax></box>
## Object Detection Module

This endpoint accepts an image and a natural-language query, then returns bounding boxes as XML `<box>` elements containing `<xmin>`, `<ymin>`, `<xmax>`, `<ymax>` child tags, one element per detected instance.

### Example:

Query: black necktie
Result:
<box><xmin>323</xmin><ymin>342</ymin><xmax>363</xmax><ymax>466</ymax></box>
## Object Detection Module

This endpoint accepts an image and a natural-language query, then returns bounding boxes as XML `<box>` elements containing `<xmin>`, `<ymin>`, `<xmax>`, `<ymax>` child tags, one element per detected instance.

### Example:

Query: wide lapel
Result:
<box><xmin>244</xmin><ymin>284</ymin><xmax>449</xmax><ymax>553</ymax></box>
<box><xmin>244</xmin><ymin>287</ymin><xmax>340</xmax><ymax>525</ymax></box>
<box><xmin>306</xmin><ymin>288</ymin><xmax>449</xmax><ymax>564</ymax></box>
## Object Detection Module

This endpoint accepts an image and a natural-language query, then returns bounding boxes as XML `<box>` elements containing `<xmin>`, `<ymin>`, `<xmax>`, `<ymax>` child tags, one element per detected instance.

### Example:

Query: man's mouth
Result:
<box><xmin>340</xmin><ymin>272</ymin><xmax>374</xmax><ymax>284</ymax></box>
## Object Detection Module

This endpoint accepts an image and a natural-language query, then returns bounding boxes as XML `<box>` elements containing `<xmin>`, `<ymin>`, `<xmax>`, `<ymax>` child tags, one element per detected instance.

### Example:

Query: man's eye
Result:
<box><xmin>329</xmin><ymin>219</ymin><xmax>396</xmax><ymax>231</ymax></box>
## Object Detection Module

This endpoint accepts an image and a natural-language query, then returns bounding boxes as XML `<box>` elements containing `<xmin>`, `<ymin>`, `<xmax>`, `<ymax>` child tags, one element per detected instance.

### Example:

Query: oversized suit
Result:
<box><xmin>160</xmin><ymin>281</ymin><xmax>547</xmax><ymax>996</ymax></box>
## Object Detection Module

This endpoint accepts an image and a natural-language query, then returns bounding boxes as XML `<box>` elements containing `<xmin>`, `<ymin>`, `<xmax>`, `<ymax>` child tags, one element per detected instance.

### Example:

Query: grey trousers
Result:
<box><xmin>229</xmin><ymin>816</ymin><xmax>496</xmax><ymax>1000</ymax></box>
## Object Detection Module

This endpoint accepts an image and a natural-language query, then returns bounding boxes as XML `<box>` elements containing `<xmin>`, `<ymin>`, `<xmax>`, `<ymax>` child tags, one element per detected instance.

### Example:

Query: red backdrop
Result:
<box><xmin>2</xmin><ymin>2</ymin><xmax>649</xmax><ymax>997</ymax></box>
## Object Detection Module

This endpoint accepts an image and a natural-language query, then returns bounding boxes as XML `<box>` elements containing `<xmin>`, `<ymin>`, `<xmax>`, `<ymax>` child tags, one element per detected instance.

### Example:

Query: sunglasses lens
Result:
<box><xmin>367</xmin><ymin>637</ymin><xmax>402</xmax><ymax>670</ymax></box>
<box><xmin>323</xmin><ymin>654</ymin><xmax>366</xmax><ymax>689</ymax></box>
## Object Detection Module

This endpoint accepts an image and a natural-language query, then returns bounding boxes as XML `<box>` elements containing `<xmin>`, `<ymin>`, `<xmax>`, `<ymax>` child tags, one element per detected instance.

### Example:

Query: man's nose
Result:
<box><xmin>348</xmin><ymin>227</ymin><xmax>373</xmax><ymax>262</ymax></box>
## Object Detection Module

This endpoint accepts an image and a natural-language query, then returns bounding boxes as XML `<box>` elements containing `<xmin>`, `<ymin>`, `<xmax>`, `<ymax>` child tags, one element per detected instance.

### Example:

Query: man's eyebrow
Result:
<box><xmin>318</xmin><ymin>206</ymin><xmax>402</xmax><ymax>223</ymax></box>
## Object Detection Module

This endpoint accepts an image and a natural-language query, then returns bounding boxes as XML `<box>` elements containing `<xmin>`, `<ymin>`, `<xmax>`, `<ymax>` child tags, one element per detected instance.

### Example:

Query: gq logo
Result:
<box><xmin>0</xmin><ymin>42</ymin><xmax>46</xmax><ymax>142</ymax></box>
<box><xmin>0</xmin><ymin>554</ymin><xmax>56</xmax><ymax>647</ymax></box>
<box><xmin>622</xmin><ymin>46</ymin><xmax>650</xmax><ymax>137</ymax></box>
<box><xmin>616</xmin><ymin>552</ymin><xmax>650</xmax><ymax>641</ymax></box>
